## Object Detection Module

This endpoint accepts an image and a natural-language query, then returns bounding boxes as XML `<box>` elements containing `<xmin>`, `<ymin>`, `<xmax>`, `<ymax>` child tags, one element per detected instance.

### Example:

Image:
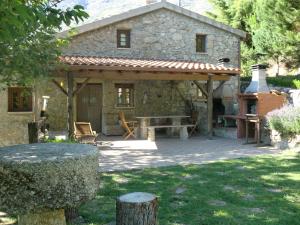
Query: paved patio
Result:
<box><xmin>98</xmin><ymin>136</ymin><xmax>283</xmax><ymax>172</ymax></box>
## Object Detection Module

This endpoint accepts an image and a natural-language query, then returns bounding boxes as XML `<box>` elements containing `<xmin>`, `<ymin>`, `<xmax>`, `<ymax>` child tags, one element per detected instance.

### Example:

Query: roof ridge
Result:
<box><xmin>57</xmin><ymin>1</ymin><xmax>246</xmax><ymax>39</ymax></box>
<box><xmin>60</xmin><ymin>55</ymin><xmax>223</xmax><ymax>64</ymax></box>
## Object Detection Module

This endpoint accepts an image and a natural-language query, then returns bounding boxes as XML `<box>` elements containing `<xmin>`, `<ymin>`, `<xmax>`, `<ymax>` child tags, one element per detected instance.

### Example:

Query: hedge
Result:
<box><xmin>240</xmin><ymin>75</ymin><xmax>300</xmax><ymax>89</ymax></box>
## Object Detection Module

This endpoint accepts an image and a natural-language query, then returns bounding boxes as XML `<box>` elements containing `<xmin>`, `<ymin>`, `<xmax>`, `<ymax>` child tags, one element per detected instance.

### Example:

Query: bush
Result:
<box><xmin>240</xmin><ymin>75</ymin><xmax>300</xmax><ymax>89</ymax></box>
<box><xmin>266</xmin><ymin>105</ymin><xmax>300</xmax><ymax>138</ymax></box>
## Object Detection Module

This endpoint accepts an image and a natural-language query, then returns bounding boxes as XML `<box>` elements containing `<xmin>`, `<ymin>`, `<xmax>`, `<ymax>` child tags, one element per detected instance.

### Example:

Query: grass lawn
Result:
<box><xmin>78</xmin><ymin>151</ymin><xmax>300</xmax><ymax>225</ymax></box>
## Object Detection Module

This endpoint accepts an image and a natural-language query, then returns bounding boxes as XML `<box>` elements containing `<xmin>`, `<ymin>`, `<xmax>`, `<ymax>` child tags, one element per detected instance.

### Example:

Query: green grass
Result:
<box><xmin>79</xmin><ymin>152</ymin><xmax>300</xmax><ymax>225</ymax></box>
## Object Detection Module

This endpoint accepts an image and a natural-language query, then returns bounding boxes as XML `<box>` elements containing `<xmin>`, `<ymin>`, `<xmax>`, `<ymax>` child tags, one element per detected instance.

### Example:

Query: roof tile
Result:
<box><xmin>59</xmin><ymin>55</ymin><xmax>240</xmax><ymax>74</ymax></box>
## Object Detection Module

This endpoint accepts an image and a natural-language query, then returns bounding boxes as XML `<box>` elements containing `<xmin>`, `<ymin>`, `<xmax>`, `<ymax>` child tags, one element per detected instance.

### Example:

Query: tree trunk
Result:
<box><xmin>116</xmin><ymin>192</ymin><xmax>158</xmax><ymax>225</ymax></box>
<box><xmin>65</xmin><ymin>207</ymin><xmax>79</xmax><ymax>223</ymax></box>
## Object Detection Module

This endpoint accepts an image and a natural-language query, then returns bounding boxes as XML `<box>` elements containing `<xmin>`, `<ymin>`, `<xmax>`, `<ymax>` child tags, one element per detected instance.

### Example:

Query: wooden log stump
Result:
<box><xmin>116</xmin><ymin>192</ymin><xmax>158</xmax><ymax>225</ymax></box>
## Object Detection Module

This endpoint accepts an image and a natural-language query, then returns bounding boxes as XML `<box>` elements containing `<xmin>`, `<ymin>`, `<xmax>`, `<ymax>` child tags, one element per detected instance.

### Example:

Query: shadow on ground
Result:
<box><xmin>80</xmin><ymin>151</ymin><xmax>300</xmax><ymax>225</ymax></box>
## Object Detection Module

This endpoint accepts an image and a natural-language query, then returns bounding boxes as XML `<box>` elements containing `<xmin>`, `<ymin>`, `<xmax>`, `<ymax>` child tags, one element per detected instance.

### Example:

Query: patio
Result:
<box><xmin>98</xmin><ymin>136</ymin><xmax>283</xmax><ymax>172</ymax></box>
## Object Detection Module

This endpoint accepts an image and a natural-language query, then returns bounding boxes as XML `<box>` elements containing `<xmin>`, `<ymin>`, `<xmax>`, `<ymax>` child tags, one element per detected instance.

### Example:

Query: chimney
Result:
<box><xmin>217</xmin><ymin>58</ymin><xmax>230</xmax><ymax>67</ymax></box>
<box><xmin>146</xmin><ymin>0</ymin><xmax>159</xmax><ymax>4</ymax></box>
<box><xmin>244</xmin><ymin>64</ymin><xmax>270</xmax><ymax>94</ymax></box>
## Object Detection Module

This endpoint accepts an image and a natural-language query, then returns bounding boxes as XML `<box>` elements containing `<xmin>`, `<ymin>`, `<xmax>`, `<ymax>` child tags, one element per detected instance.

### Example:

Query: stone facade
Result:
<box><xmin>64</xmin><ymin>8</ymin><xmax>241</xmax><ymax>67</ymax></box>
<box><xmin>0</xmin><ymin>6</ymin><xmax>242</xmax><ymax>146</ymax></box>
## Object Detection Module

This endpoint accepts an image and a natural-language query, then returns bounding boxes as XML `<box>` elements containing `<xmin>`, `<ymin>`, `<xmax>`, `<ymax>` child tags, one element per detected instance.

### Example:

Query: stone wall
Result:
<box><xmin>64</xmin><ymin>8</ymin><xmax>240</xmax><ymax>67</ymax></box>
<box><xmin>0</xmin><ymin>89</ymin><xmax>34</xmax><ymax>147</ymax></box>
<box><xmin>102</xmin><ymin>79</ymin><xmax>190</xmax><ymax>135</ymax></box>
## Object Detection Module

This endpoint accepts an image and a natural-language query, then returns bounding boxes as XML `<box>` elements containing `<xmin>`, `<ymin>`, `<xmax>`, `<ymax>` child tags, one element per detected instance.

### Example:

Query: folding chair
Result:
<box><xmin>118</xmin><ymin>111</ymin><xmax>138</xmax><ymax>140</ymax></box>
<box><xmin>74</xmin><ymin>122</ymin><xmax>97</xmax><ymax>144</ymax></box>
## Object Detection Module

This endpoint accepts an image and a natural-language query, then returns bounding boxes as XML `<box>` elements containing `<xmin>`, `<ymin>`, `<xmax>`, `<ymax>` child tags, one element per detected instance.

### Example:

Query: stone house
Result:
<box><xmin>0</xmin><ymin>0</ymin><xmax>246</xmax><ymax>146</ymax></box>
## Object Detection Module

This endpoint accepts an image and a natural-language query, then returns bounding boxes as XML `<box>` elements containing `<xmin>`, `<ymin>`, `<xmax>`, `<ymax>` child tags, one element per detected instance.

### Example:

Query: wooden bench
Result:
<box><xmin>144</xmin><ymin>125</ymin><xmax>194</xmax><ymax>141</ymax></box>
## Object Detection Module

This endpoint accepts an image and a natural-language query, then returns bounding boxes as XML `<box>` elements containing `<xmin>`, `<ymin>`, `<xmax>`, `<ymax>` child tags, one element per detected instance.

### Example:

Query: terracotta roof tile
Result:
<box><xmin>59</xmin><ymin>55</ymin><xmax>240</xmax><ymax>74</ymax></box>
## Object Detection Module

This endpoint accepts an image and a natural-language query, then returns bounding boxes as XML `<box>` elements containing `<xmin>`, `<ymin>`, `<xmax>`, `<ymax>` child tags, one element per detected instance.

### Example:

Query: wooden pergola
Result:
<box><xmin>54</xmin><ymin>56</ymin><xmax>240</xmax><ymax>139</ymax></box>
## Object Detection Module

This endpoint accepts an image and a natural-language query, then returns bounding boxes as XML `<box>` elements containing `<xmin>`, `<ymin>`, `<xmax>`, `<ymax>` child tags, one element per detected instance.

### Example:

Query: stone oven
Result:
<box><xmin>236</xmin><ymin>64</ymin><xmax>286</xmax><ymax>139</ymax></box>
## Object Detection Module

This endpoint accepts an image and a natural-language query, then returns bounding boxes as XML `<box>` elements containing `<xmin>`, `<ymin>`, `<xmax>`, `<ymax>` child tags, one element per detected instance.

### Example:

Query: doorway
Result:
<box><xmin>76</xmin><ymin>84</ymin><xmax>102</xmax><ymax>133</ymax></box>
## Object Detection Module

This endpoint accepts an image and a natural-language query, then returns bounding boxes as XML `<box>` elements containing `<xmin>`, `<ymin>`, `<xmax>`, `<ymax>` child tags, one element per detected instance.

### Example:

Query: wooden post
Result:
<box><xmin>207</xmin><ymin>76</ymin><xmax>213</xmax><ymax>139</ymax></box>
<box><xmin>28</xmin><ymin>122</ymin><xmax>39</xmax><ymax>143</ymax></box>
<box><xmin>116</xmin><ymin>192</ymin><xmax>158</xmax><ymax>225</ymax></box>
<box><xmin>67</xmin><ymin>72</ymin><xmax>74</xmax><ymax>139</ymax></box>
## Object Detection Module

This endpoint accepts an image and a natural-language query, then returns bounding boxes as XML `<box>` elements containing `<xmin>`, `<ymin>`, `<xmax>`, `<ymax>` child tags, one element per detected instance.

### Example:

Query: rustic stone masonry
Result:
<box><xmin>64</xmin><ymin>8</ymin><xmax>240</xmax><ymax>67</ymax></box>
<box><xmin>0</xmin><ymin>5</ymin><xmax>241</xmax><ymax>146</ymax></box>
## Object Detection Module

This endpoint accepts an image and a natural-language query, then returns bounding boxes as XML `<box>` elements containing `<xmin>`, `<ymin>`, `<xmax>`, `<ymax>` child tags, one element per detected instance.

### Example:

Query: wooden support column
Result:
<box><xmin>207</xmin><ymin>76</ymin><xmax>213</xmax><ymax>139</ymax></box>
<box><xmin>67</xmin><ymin>72</ymin><xmax>74</xmax><ymax>139</ymax></box>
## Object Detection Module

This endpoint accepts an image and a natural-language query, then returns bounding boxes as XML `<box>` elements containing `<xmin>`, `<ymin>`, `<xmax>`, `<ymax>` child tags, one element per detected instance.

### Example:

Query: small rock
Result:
<box><xmin>243</xmin><ymin>194</ymin><xmax>255</xmax><ymax>201</ymax></box>
<box><xmin>208</xmin><ymin>200</ymin><xmax>227</xmax><ymax>207</ymax></box>
<box><xmin>198</xmin><ymin>180</ymin><xmax>207</xmax><ymax>184</ymax></box>
<box><xmin>216</xmin><ymin>171</ymin><xmax>227</xmax><ymax>176</ymax></box>
<box><xmin>175</xmin><ymin>187</ymin><xmax>187</xmax><ymax>194</ymax></box>
<box><xmin>267</xmin><ymin>188</ymin><xmax>282</xmax><ymax>193</ymax></box>
<box><xmin>236</xmin><ymin>166</ymin><xmax>247</xmax><ymax>171</ymax></box>
<box><xmin>114</xmin><ymin>177</ymin><xmax>129</xmax><ymax>184</ymax></box>
<box><xmin>248</xmin><ymin>208</ymin><xmax>265</xmax><ymax>213</ymax></box>
<box><xmin>223</xmin><ymin>185</ymin><xmax>236</xmax><ymax>192</ymax></box>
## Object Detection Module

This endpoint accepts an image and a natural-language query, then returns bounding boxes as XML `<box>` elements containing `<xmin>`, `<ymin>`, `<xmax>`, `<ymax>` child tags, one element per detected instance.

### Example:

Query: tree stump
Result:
<box><xmin>116</xmin><ymin>192</ymin><xmax>158</xmax><ymax>225</ymax></box>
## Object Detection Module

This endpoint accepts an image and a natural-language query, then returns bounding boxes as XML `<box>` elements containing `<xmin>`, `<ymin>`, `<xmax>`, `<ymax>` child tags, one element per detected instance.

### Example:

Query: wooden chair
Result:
<box><xmin>74</xmin><ymin>122</ymin><xmax>97</xmax><ymax>144</ymax></box>
<box><xmin>189</xmin><ymin>111</ymin><xmax>199</xmax><ymax>137</ymax></box>
<box><xmin>118</xmin><ymin>111</ymin><xmax>138</xmax><ymax>140</ymax></box>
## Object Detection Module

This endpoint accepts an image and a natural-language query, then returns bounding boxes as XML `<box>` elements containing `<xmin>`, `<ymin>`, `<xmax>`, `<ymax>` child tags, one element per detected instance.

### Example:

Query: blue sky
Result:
<box><xmin>58</xmin><ymin>0</ymin><xmax>213</xmax><ymax>25</ymax></box>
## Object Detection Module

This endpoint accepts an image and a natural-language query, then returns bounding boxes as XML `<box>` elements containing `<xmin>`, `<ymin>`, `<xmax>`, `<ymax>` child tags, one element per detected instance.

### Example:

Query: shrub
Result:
<box><xmin>240</xmin><ymin>75</ymin><xmax>300</xmax><ymax>89</ymax></box>
<box><xmin>266</xmin><ymin>105</ymin><xmax>300</xmax><ymax>138</ymax></box>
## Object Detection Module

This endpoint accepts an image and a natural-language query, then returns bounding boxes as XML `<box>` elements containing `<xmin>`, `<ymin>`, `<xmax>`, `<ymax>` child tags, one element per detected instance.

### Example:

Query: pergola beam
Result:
<box><xmin>207</xmin><ymin>75</ymin><xmax>214</xmax><ymax>139</ymax></box>
<box><xmin>55</xmin><ymin>70</ymin><xmax>231</xmax><ymax>81</ymax></box>
<box><xmin>72</xmin><ymin>78</ymin><xmax>91</xmax><ymax>96</ymax></box>
<box><xmin>52</xmin><ymin>79</ymin><xmax>68</xmax><ymax>96</ymax></box>
<box><xmin>193</xmin><ymin>80</ymin><xmax>208</xmax><ymax>97</ymax></box>
<box><xmin>67</xmin><ymin>72</ymin><xmax>74</xmax><ymax>139</ymax></box>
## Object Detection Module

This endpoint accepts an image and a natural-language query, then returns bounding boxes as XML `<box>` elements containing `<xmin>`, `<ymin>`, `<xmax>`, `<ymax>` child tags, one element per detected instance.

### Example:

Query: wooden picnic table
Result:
<box><xmin>136</xmin><ymin>115</ymin><xmax>190</xmax><ymax>140</ymax></box>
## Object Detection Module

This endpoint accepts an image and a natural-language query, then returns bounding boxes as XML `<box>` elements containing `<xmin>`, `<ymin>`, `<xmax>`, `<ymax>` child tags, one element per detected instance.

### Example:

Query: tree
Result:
<box><xmin>0</xmin><ymin>0</ymin><xmax>88</xmax><ymax>86</ymax></box>
<box><xmin>249</xmin><ymin>0</ymin><xmax>300</xmax><ymax>75</ymax></box>
<box><xmin>208</xmin><ymin>0</ymin><xmax>300</xmax><ymax>76</ymax></box>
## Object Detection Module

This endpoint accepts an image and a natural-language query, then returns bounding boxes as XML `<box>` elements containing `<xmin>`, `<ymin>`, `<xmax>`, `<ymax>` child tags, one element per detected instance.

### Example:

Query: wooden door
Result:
<box><xmin>77</xmin><ymin>84</ymin><xmax>102</xmax><ymax>133</ymax></box>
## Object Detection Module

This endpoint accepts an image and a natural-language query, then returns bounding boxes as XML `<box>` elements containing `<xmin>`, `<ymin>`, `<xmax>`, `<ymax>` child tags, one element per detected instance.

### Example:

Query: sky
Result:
<box><xmin>58</xmin><ymin>0</ymin><xmax>213</xmax><ymax>26</ymax></box>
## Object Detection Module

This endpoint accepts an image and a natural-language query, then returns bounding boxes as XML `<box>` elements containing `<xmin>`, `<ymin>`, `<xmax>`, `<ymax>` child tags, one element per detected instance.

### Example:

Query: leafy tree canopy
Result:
<box><xmin>208</xmin><ymin>0</ymin><xmax>300</xmax><ymax>76</ymax></box>
<box><xmin>0</xmin><ymin>0</ymin><xmax>88</xmax><ymax>86</ymax></box>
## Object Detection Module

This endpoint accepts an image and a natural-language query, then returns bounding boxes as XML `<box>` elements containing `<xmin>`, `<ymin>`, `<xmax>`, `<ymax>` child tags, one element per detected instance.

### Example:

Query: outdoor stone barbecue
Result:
<box><xmin>0</xmin><ymin>143</ymin><xmax>99</xmax><ymax>225</ymax></box>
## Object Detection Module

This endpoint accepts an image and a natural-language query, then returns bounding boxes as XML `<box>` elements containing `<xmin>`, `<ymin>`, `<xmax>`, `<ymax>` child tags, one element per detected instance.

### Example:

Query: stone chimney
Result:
<box><xmin>244</xmin><ymin>64</ymin><xmax>270</xmax><ymax>93</ymax></box>
<box><xmin>217</xmin><ymin>58</ymin><xmax>230</xmax><ymax>67</ymax></box>
<box><xmin>146</xmin><ymin>0</ymin><xmax>159</xmax><ymax>4</ymax></box>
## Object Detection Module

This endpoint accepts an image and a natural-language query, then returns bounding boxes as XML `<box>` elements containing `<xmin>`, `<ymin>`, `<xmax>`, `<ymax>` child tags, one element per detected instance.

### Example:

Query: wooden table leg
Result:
<box><xmin>245</xmin><ymin>119</ymin><xmax>249</xmax><ymax>144</ymax></box>
<box><xmin>256</xmin><ymin>120</ymin><xmax>261</xmax><ymax>145</ymax></box>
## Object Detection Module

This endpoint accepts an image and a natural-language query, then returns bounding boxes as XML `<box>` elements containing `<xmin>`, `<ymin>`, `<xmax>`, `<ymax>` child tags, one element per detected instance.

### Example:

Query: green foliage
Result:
<box><xmin>79</xmin><ymin>153</ymin><xmax>300</xmax><ymax>224</ymax></box>
<box><xmin>0</xmin><ymin>0</ymin><xmax>88</xmax><ymax>86</ymax></box>
<box><xmin>208</xmin><ymin>0</ymin><xmax>300</xmax><ymax>75</ymax></box>
<box><xmin>44</xmin><ymin>138</ymin><xmax>78</xmax><ymax>143</ymax></box>
<box><xmin>267</xmin><ymin>105</ymin><xmax>300</xmax><ymax>138</ymax></box>
<box><xmin>241</xmin><ymin>75</ymin><xmax>300</xmax><ymax>89</ymax></box>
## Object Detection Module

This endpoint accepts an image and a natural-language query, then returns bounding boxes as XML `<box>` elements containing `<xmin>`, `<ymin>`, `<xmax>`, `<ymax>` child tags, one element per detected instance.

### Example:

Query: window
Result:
<box><xmin>117</xmin><ymin>29</ymin><xmax>131</xmax><ymax>48</ymax></box>
<box><xmin>115</xmin><ymin>84</ymin><xmax>134</xmax><ymax>107</ymax></box>
<box><xmin>196</xmin><ymin>34</ymin><xmax>206</xmax><ymax>53</ymax></box>
<box><xmin>8</xmin><ymin>87</ymin><xmax>33</xmax><ymax>112</ymax></box>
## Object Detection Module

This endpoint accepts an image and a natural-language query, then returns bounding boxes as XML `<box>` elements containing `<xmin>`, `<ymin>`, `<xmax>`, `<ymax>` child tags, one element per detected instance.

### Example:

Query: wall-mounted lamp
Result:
<box><xmin>143</xmin><ymin>91</ymin><xmax>148</xmax><ymax>104</ymax></box>
<box><xmin>40</xmin><ymin>96</ymin><xmax>50</xmax><ymax>117</ymax></box>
